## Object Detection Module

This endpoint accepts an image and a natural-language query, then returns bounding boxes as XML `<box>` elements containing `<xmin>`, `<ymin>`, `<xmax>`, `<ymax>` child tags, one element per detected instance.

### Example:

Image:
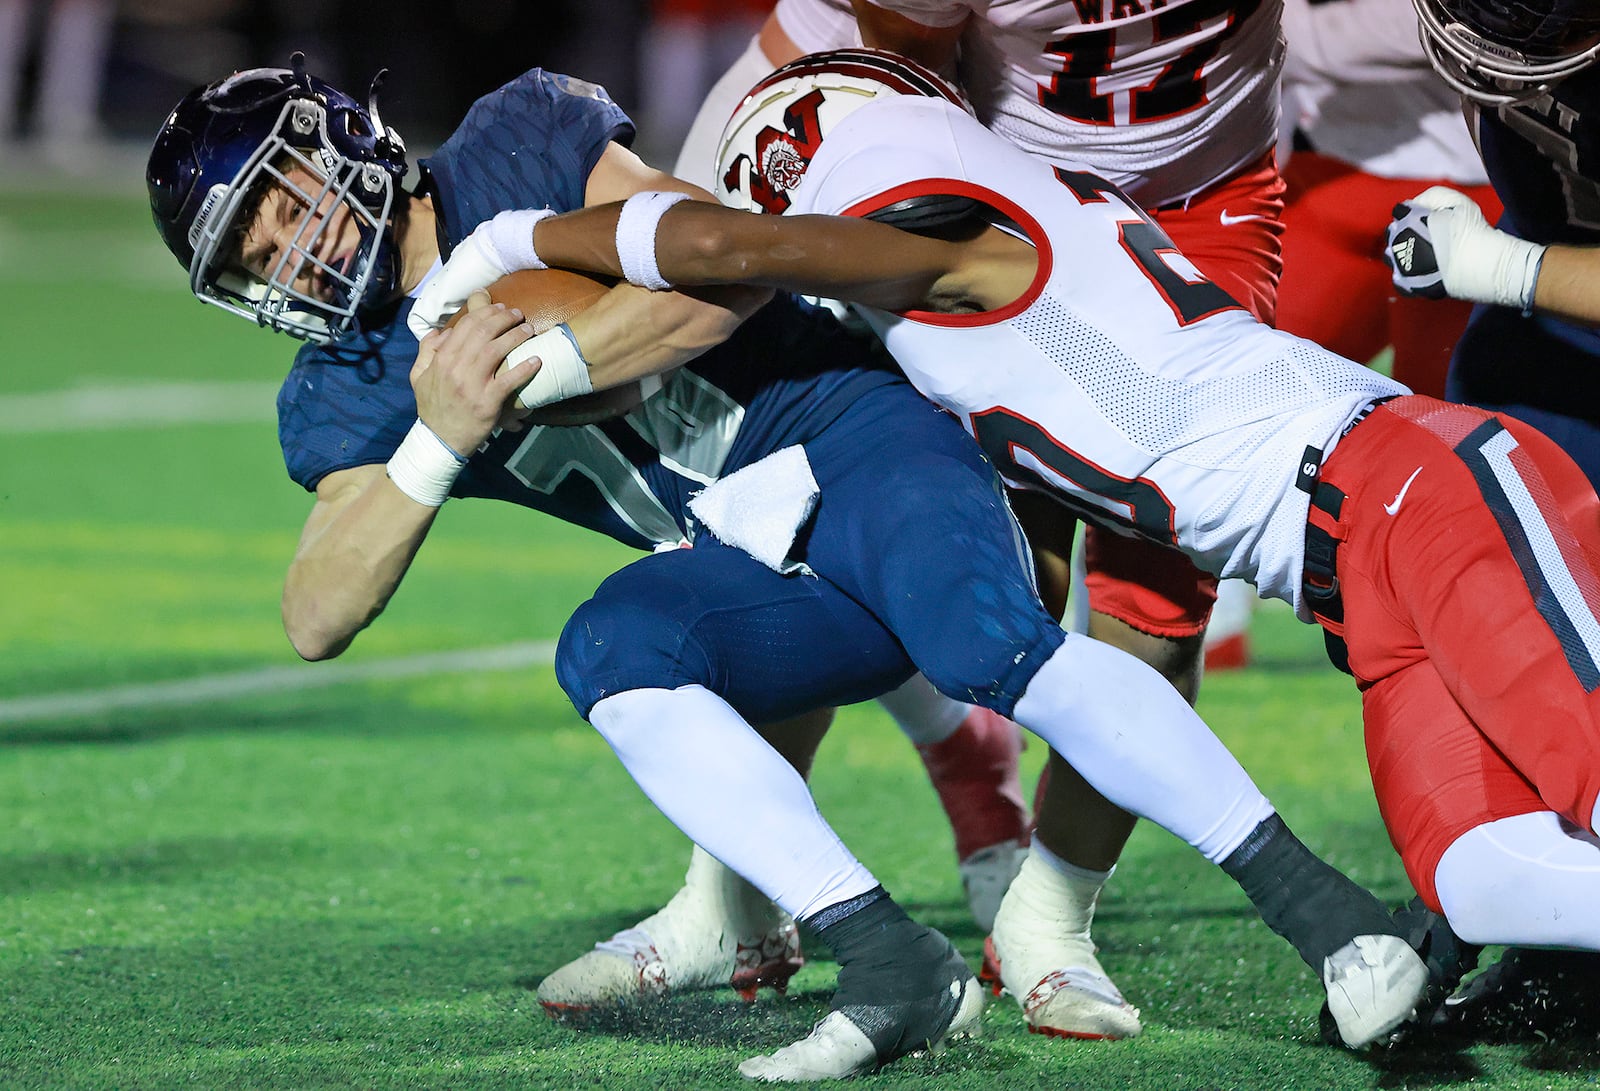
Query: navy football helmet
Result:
<box><xmin>1414</xmin><ymin>0</ymin><xmax>1600</xmax><ymax>105</ymax></box>
<box><xmin>146</xmin><ymin>54</ymin><xmax>409</xmax><ymax>342</ymax></box>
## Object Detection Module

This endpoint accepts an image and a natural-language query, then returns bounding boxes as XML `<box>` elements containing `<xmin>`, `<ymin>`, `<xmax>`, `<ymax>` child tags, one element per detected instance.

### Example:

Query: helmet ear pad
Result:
<box><xmin>145</xmin><ymin>62</ymin><xmax>410</xmax><ymax>343</ymax></box>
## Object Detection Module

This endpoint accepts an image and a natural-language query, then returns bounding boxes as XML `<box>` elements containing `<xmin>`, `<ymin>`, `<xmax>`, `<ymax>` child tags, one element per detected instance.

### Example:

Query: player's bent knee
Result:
<box><xmin>555</xmin><ymin>594</ymin><xmax>707</xmax><ymax>719</ymax></box>
<box><xmin>914</xmin><ymin>627</ymin><xmax>1066</xmax><ymax>720</ymax></box>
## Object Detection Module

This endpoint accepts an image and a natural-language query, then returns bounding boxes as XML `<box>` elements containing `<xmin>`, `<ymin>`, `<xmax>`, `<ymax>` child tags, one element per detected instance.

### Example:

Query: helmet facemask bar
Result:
<box><xmin>1414</xmin><ymin>0</ymin><xmax>1600</xmax><ymax>105</ymax></box>
<box><xmin>187</xmin><ymin>96</ymin><xmax>396</xmax><ymax>343</ymax></box>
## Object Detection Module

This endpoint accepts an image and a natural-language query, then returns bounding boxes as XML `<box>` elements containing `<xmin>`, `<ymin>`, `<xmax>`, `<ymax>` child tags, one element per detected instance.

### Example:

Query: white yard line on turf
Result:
<box><xmin>0</xmin><ymin>641</ymin><xmax>559</xmax><ymax>725</ymax></box>
<box><xmin>0</xmin><ymin>382</ymin><xmax>282</xmax><ymax>433</ymax></box>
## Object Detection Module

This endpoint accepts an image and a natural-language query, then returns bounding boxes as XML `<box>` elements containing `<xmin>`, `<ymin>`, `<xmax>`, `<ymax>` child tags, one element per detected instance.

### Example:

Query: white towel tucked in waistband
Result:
<box><xmin>688</xmin><ymin>445</ymin><xmax>819</xmax><ymax>575</ymax></box>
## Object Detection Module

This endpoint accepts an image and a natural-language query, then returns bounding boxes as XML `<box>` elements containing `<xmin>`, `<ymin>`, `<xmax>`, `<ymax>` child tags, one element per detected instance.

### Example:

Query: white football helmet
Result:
<box><xmin>715</xmin><ymin>49</ymin><xmax>970</xmax><ymax>216</ymax></box>
<box><xmin>1413</xmin><ymin>0</ymin><xmax>1600</xmax><ymax>105</ymax></box>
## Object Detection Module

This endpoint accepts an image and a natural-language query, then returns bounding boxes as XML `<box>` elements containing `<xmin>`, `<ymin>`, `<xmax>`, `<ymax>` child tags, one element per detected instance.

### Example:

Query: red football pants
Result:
<box><xmin>1315</xmin><ymin>397</ymin><xmax>1600</xmax><ymax>909</ymax></box>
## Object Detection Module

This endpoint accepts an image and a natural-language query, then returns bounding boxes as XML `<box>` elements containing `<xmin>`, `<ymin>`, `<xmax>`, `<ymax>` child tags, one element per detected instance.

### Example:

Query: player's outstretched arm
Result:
<box><xmin>532</xmin><ymin>194</ymin><xmax>1028</xmax><ymax>314</ymax></box>
<box><xmin>411</xmin><ymin>144</ymin><xmax>772</xmax><ymax>394</ymax></box>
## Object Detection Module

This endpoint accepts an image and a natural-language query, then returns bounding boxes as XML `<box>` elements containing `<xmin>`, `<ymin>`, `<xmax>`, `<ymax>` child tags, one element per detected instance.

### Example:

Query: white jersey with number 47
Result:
<box><xmin>786</xmin><ymin>95</ymin><xmax>1406</xmax><ymax>615</ymax></box>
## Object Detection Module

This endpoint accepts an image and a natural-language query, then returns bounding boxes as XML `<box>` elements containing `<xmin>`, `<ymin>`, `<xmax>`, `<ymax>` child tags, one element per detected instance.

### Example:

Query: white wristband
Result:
<box><xmin>616</xmin><ymin>190</ymin><xmax>691</xmax><ymax>290</ymax></box>
<box><xmin>483</xmin><ymin>207</ymin><xmax>555</xmax><ymax>273</ymax></box>
<box><xmin>386</xmin><ymin>419</ymin><xmax>468</xmax><ymax>507</ymax></box>
<box><xmin>505</xmin><ymin>323</ymin><xmax>595</xmax><ymax>409</ymax></box>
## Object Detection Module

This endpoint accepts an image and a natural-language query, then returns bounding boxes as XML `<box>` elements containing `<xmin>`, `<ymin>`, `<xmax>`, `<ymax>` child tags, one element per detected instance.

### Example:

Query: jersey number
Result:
<box><xmin>970</xmin><ymin>407</ymin><xmax>1178</xmax><ymax>545</ymax></box>
<box><xmin>1038</xmin><ymin>0</ymin><xmax>1261</xmax><ymax>125</ymax></box>
<box><xmin>1054</xmin><ymin>166</ymin><xmax>1240</xmax><ymax>324</ymax></box>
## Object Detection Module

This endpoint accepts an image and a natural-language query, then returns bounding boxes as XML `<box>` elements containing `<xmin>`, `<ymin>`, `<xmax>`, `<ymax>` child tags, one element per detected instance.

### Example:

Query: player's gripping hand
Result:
<box><xmin>410</xmin><ymin>292</ymin><xmax>538</xmax><ymax>456</ymax></box>
<box><xmin>1385</xmin><ymin>186</ymin><xmax>1546</xmax><ymax>311</ymax></box>
<box><xmin>406</xmin><ymin>208</ymin><xmax>555</xmax><ymax>339</ymax></box>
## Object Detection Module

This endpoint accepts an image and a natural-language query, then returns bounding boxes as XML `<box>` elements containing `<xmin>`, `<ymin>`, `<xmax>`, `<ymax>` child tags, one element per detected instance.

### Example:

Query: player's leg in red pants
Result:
<box><xmin>1320</xmin><ymin>398</ymin><xmax>1600</xmax><ymax>914</ymax></box>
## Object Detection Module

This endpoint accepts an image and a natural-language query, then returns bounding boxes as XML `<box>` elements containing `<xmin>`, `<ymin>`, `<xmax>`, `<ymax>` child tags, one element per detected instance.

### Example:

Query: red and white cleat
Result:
<box><xmin>980</xmin><ymin>934</ymin><xmax>1142</xmax><ymax>1041</ymax></box>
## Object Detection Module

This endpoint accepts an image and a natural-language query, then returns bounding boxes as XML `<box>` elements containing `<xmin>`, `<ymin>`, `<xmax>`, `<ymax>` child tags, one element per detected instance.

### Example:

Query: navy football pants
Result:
<box><xmin>555</xmin><ymin>387</ymin><xmax>1066</xmax><ymax>724</ymax></box>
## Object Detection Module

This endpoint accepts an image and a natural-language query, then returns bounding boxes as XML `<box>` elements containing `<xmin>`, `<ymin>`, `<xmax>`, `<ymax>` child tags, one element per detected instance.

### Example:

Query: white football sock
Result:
<box><xmin>588</xmin><ymin>685</ymin><xmax>879</xmax><ymax>921</ymax></box>
<box><xmin>1008</xmin><ymin>839</ymin><xmax>1110</xmax><ymax>940</ymax></box>
<box><xmin>1011</xmin><ymin>633</ymin><xmax>1275</xmax><ymax>862</ymax></box>
<box><xmin>877</xmin><ymin>672</ymin><xmax>972</xmax><ymax>746</ymax></box>
<box><xmin>1434</xmin><ymin>811</ymin><xmax>1600</xmax><ymax>949</ymax></box>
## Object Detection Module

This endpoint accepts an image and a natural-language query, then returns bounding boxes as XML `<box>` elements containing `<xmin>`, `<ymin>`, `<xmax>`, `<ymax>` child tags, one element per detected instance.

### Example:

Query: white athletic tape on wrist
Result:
<box><xmin>504</xmin><ymin>323</ymin><xmax>594</xmax><ymax>410</ymax></box>
<box><xmin>484</xmin><ymin>207</ymin><xmax>555</xmax><ymax>273</ymax></box>
<box><xmin>386</xmin><ymin>418</ymin><xmax>468</xmax><ymax>507</ymax></box>
<box><xmin>617</xmin><ymin>190</ymin><xmax>691</xmax><ymax>290</ymax></box>
<box><xmin>1415</xmin><ymin>187</ymin><xmax>1549</xmax><ymax>312</ymax></box>
<box><xmin>1451</xmin><ymin>221</ymin><xmax>1547</xmax><ymax>311</ymax></box>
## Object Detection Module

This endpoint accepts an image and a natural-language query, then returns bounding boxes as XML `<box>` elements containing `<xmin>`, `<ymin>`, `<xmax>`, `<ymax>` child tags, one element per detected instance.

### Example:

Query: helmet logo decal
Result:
<box><xmin>723</xmin><ymin>88</ymin><xmax>826</xmax><ymax>214</ymax></box>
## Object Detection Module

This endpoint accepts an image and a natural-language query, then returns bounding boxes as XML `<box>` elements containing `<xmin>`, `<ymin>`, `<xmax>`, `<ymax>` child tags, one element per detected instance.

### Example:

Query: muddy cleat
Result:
<box><xmin>980</xmin><ymin>849</ymin><xmax>1142</xmax><ymax>1039</ymax></box>
<box><xmin>959</xmin><ymin>841</ymin><xmax>1028</xmax><ymax>934</ymax></box>
<box><xmin>740</xmin><ymin>890</ymin><xmax>981</xmax><ymax>1081</ymax></box>
<box><xmin>1322</xmin><ymin>934</ymin><xmax>1429</xmax><ymax>1048</ymax></box>
<box><xmin>538</xmin><ymin>847</ymin><xmax>802</xmax><ymax>1014</ymax></box>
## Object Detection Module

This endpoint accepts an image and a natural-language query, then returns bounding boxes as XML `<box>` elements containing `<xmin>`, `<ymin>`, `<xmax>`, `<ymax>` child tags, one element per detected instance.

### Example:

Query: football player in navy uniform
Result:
<box><xmin>147</xmin><ymin>57</ymin><xmax>1427</xmax><ymax>1078</ymax></box>
<box><xmin>1385</xmin><ymin>0</ymin><xmax>1600</xmax><ymax>488</ymax></box>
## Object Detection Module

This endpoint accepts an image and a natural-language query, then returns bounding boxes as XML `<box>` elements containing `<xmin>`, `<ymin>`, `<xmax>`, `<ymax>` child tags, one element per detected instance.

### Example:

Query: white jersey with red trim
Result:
<box><xmin>786</xmin><ymin>95</ymin><xmax>1406</xmax><ymax>614</ymax></box>
<box><xmin>870</xmin><ymin>0</ymin><xmax>1284</xmax><ymax>206</ymax></box>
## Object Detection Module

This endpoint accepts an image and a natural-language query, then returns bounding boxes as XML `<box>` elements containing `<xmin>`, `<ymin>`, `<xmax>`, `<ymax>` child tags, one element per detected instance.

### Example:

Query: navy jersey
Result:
<box><xmin>1478</xmin><ymin>69</ymin><xmax>1600</xmax><ymax>247</ymax></box>
<box><xmin>1449</xmin><ymin>69</ymin><xmax>1600</xmax><ymax>486</ymax></box>
<box><xmin>278</xmin><ymin>69</ymin><xmax>902</xmax><ymax>551</ymax></box>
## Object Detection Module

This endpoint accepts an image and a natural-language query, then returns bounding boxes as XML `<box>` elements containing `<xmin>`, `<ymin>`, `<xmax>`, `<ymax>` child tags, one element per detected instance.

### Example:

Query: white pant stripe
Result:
<box><xmin>1482</xmin><ymin>429</ymin><xmax>1600</xmax><ymax>669</ymax></box>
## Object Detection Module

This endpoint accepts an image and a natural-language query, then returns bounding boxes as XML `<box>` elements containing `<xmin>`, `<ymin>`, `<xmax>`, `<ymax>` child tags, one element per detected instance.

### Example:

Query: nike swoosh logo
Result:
<box><xmin>1219</xmin><ymin>209</ymin><xmax>1268</xmax><ymax>225</ymax></box>
<box><xmin>1384</xmin><ymin>466</ymin><xmax>1424</xmax><ymax>516</ymax></box>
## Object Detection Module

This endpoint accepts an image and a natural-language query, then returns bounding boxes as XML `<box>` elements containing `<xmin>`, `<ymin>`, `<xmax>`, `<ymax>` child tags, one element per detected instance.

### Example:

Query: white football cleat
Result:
<box><xmin>1322</xmin><ymin>933</ymin><xmax>1428</xmax><ymax>1048</ymax></box>
<box><xmin>959</xmin><ymin>842</ymin><xmax>1028</xmax><ymax>934</ymax></box>
<box><xmin>538</xmin><ymin>848</ymin><xmax>802</xmax><ymax>1014</ymax></box>
<box><xmin>738</xmin><ymin>975</ymin><xmax>984</xmax><ymax>1082</ymax></box>
<box><xmin>982</xmin><ymin>856</ymin><xmax>1142</xmax><ymax>1040</ymax></box>
<box><xmin>981</xmin><ymin>934</ymin><xmax>1142</xmax><ymax>1040</ymax></box>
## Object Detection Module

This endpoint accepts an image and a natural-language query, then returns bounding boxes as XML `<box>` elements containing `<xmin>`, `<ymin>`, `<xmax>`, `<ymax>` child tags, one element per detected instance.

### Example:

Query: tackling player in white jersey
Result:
<box><xmin>660</xmin><ymin>0</ymin><xmax>1292</xmax><ymax>1039</ymax></box>
<box><xmin>460</xmin><ymin>50</ymin><xmax>1600</xmax><ymax>1039</ymax></box>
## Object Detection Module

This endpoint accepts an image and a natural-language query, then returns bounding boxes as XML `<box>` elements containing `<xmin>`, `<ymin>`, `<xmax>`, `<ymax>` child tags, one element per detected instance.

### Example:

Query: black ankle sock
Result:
<box><xmin>801</xmin><ymin>890</ymin><xmax>971</xmax><ymax>1061</ymax></box>
<box><xmin>1221</xmin><ymin>814</ymin><xmax>1399</xmax><ymax>969</ymax></box>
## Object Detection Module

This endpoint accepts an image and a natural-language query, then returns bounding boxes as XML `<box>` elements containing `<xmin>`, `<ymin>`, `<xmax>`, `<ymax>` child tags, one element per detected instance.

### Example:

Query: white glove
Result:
<box><xmin>1385</xmin><ymin>186</ymin><xmax>1546</xmax><ymax>311</ymax></box>
<box><xmin>406</xmin><ymin>208</ymin><xmax>555</xmax><ymax>339</ymax></box>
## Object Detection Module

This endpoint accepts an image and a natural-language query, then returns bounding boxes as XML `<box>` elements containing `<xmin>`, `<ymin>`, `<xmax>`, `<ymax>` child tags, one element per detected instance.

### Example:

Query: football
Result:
<box><xmin>462</xmin><ymin>267</ymin><xmax>650</xmax><ymax>427</ymax></box>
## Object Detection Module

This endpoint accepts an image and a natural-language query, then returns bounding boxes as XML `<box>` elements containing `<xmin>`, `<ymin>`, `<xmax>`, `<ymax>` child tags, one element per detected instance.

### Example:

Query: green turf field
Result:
<box><xmin>1</xmin><ymin>185</ymin><xmax>1595</xmax><ymax>1089</ymax></box>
